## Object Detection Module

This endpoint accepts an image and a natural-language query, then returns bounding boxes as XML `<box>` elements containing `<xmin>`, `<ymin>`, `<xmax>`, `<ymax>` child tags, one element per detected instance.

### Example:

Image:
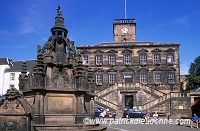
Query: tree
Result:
<box><xmin>187</xmin><ymin>56</ymin><xmax>200</xmax><ymax>90</ymax></box>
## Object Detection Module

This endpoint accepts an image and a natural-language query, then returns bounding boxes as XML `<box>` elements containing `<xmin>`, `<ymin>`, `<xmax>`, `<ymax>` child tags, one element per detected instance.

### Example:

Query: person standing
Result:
<box><xmin>190</xmin><ymin>113</ymin><xmax>199</xmax><ymax>128</ymax></box>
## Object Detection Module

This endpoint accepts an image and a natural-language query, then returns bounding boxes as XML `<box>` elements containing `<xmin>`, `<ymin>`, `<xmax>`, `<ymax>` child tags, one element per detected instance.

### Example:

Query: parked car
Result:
<box><xmin>102</xmin><ymin>109</ymin><xmax>116</xmax><ymax>118</ymax></box>
<box><xmin>122</xmin><ymin>107</ymin><xmax>147</xmax><ymax>118</ymax></box>
<box><xmin>94</xmin><ymin>107</ymin><xmax>103</xmax><ymax>117</ymax></box>
<box><xmin>95</xmin><ymin>107</ymin><xmax>116</xmax><ymax>118</ymax></box>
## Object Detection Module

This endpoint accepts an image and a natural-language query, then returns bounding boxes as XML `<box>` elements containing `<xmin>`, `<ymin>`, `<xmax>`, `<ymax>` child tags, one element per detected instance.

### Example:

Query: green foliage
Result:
<box><xmin>187</xmin><ymin>56</ymin><xmax>200</xmax><ymax>90</ymax></box>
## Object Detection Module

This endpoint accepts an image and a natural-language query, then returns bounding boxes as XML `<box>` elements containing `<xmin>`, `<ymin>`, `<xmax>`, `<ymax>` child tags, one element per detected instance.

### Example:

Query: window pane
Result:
<box><xmin>168</xmin><ymin>73</ymin><xmax>175</xmax><ymax>82</ymax></box>
<box><xmin>154</xmin><ymin>73</ymin><xmax>161</xmax><ymax>82</ymax></box>
<box><xmin>140</xmin><ymin>73</ymin><xmax>147</xmax><ymax>83</ymax></box>
<box><xmin>124</xmin><ymin>54</ymin><xmax>131</xmax><ymax>64</ymax></box>
<box><xmin>96</xmin><ymin>74</ymin><xmax>103</xmax><ymax>83</ymax></box>
<box><xmin>96</xmin><ymin>55</ymin><xmax>103</xmax><ymax>64</ymax></box>
<box><xmin>167</xmin><ymin>54</ymin><xmax>174</xmax><ymax>63</ymax></box>
<box><xmin>109</xmin><ymin>74</ymin><xmax>116</xmax><ymax>83</ymax></box>
<box><xmin>83</xmin><ymin>55</ymin><xmax>89</xmax><ymax>64</ymax></box>
<box><xmin>140</xmin><ymin>54</ymin><xmax>147</xmax><ymax>63</ymax></box>
<box><xmin>109</xmin><ymin>55</ymin><xmax>116</xmax><ymax>64</ymax></box>
<box><xmin>154</xmin><ymin>54</ymin><xmax>161</xmax><ymax>63</ymax></box>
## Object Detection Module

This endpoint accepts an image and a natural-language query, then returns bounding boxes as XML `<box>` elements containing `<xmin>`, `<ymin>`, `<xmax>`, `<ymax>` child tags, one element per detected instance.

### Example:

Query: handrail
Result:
<box><xmin>94</xmin><ymin>97</ymin><xmax>119</xmax><ymax>111</ymax></box>
<box><xmin>139</xmin><ymin>92</ymin><xmax>189</xmax><ymax>110</ymax></box>
<box><xmin>95</xmin><ymin>84</ymin><xmax>118</xmax><ymax>97</ymax></box>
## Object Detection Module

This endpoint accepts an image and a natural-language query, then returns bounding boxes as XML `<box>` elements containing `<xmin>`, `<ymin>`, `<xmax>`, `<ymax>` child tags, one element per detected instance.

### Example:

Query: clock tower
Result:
<box><xmin>113</xmin><ymin>18</ymin><xmax>136</xmax><ymax>42</ymax></box>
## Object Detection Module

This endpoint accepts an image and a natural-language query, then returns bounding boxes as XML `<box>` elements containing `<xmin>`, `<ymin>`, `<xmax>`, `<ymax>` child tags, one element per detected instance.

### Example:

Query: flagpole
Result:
<box><xmin>125</xmin><ymin>0</ymin><xmax>127</xmax><ymax>19</ymax></box>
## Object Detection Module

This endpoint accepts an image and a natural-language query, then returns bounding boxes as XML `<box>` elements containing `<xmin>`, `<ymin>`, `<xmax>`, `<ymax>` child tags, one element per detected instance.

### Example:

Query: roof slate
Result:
<box><xmin>5</xmin><ymin>60</ymin><xmax>36</xmax><ymax>72</ymax></box>
<box><xmin>0</xmin><ymin>58</ymin><xmax>11</xmax><ymax>65</ymax></box>
<box><xmin>77</xmin><ymin>41</ymin><xmax>180</xmax><ymax>48</ymax></box>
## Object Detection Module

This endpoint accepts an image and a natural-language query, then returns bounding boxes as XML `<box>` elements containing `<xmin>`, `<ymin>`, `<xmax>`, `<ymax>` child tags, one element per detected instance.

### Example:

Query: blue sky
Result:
<box><xmin>0</xmin><ymin>0</ymin><xmax>200</xmax><ymax>75</ymax></box>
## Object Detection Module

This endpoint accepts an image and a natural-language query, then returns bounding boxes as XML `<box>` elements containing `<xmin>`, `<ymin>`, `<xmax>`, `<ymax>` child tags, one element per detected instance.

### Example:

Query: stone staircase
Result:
<box><xmin>94</xmin><ymin>83</ymin><xmax>184</xmax><ymax>112</ymax></box>
<box><xmin>95</xmin><ymin>84</ymin><xmax>118</xmax><ymax>98</ymax></box>
<box><xmin>138</xmin><ymin>92</ymin><xmax>190</xmax><ymax>111</ymax></box>
<box><xmin>94</xmin><ymin>96</ymin><xmax>119</xmax><ymax>111</ymax></box>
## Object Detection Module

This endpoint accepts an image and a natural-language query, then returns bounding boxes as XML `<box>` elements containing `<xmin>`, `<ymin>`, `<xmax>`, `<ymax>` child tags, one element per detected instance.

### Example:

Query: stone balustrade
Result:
<box><xmin>94</xmin><ymin>97</ymin><xmax>118</xmax><ymax>111</ymax></box>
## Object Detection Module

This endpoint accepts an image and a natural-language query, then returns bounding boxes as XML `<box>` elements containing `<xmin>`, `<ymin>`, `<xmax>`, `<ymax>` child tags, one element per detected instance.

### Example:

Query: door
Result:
<box><xmin>125</xmin><ymin>95</ymin><xmax>133</xmax><ymax>109</ymax></box>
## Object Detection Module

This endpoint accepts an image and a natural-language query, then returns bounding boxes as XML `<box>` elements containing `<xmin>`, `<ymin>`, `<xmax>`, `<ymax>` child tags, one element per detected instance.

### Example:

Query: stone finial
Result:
<box><xmin>57</xmin><ymin>4</ymin><xmax>62</xmax><ymax>16</ymax></box>
<box><xmin>4</xmin><ymin>87</ymin><xmax>23</xmax><ymax>100</ymax></box>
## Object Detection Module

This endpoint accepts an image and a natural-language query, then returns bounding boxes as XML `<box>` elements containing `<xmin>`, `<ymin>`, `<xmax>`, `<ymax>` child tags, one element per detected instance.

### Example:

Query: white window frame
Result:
<box><xmin>108</xmin><ymin>55</ymin><xmax>116</xmax><ymax>64</ymax></box>
<box><xmin>109</xmin><ymin>74</ymin><xmax>116</xmax><ymax>83</ymax></box>
<box><xmin>167</xmin><ymin>53</ymin><xmax>174</xmax><ymax>63</ymax></box>
<box><xmin>96</xmin><ymin>74</ymin><xmax>103</xmax><ymax>83</ymax></box>
<box><xmin>140</xmin><ymin>73</ymin><xmax>147</xmax><ymax>83</ymax></box>
<box><xmin>124</xmin><ymin>54</ymin><xmax>131</xmax><ymax>64</ymax></box>
<box><xmin>96</xmin><ymin>55</ymin><xmax>103</xmax><ymax>64</ymax></box>
<box><xmin>154</xmin><ymin>54</ymin><xmax>161</xmax><ymax>63</ymax></box>
<box><xmin>168</xmin><ymin>73</ymin><xmax>175</xmax><ymax>82</ymax></box>
<box><xmin>154</xmin><ymin>73</ymin><xmax>161</xmax><ymax>83</ymax></box>
<box><xmin>140</xmin><ymin>54</ymin><xmax>147</xmax><ymax>63</ymax></box>
<box><xmin>83</xmin><ymin>55</ymin><xmax>89</xmax><ymax>64</ymax></box>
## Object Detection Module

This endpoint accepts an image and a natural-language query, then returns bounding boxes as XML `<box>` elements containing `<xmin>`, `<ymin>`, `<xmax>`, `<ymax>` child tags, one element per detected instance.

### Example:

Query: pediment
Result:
<box><xmin>151</xmin><ymin>48</ymin><xmax>162</xmax><ymax>52</ymax></box>
<box><xmin>120</xmin><ymin>67</ymin><xmax>135</xmax><ymax>72</ymax></box>
<box><xmin>138</xmin><ymin>68</ymin><xmax>149</xmax><ymax>72</ymax></box>
<box><xmin>93</xmin><ymin>50</ymin><xmax>104</xmax><ymax>54</ymax></box>
<box><xmin>105</xmin><ymin>68</ymin><xmax>118</xmax><ymax>72</ymax></box>
<box><xmin>122</xmin><ymin>48</ymin><xmax>132</xmax><ymax>53</ymax></box>
<box><xmin>151</xmin><ymin>68</ymin><xmax>162</xmax><ymax>71</ymax></box>
<box><xmin>137</xmin><ymin>49</ymin><xmax>148</xmax><ymax>53</ymax></box>
<box><xmin>165</xmin><ymin>48</ymin><xmax>175</xmax><ymax>52</ymax></box>
<box><xmin>165</xmin><ymin>67</ymin><xmax>176</xmax><ymax>71</ymax></box>
<box><xmin>106</xmin><ymin>49</ymin><xmax>118</xmax><ymax>53</ymax></box>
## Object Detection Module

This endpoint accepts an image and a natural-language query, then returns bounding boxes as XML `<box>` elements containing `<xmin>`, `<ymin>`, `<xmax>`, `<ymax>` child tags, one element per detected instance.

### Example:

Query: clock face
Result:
<box><xmin>122</xmin><ymin>27</ymin><xmax>128</xmax><ymax>33</ymax></box>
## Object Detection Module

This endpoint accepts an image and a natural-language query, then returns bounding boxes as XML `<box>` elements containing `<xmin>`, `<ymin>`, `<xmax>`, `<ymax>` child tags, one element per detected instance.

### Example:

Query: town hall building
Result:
<box><xmin>77</xmin><ymin>18</ymin><xmax>189</xmax><ymax>115</ymax></box>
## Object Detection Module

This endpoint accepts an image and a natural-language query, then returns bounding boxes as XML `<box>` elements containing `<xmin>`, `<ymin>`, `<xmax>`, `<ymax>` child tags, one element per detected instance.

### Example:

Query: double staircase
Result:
<box><xmin>94</xmin><ymin>83</ymin><xmax>189</xmax><ymax>112</ymax></box>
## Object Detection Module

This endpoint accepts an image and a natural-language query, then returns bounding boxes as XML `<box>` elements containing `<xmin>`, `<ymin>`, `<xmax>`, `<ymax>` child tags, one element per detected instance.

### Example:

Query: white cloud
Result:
<box><xmin>165</xmin><ymin>11</ymin><xmax>200</xmax><ymax>26</ymax></box>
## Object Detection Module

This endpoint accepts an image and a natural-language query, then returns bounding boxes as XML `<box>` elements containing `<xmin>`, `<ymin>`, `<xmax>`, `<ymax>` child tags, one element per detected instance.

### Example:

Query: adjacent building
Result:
<box><xmin>0</xmin><ymin>58</ymin><xmax>35</xmax><ymax>95</ymax></box>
